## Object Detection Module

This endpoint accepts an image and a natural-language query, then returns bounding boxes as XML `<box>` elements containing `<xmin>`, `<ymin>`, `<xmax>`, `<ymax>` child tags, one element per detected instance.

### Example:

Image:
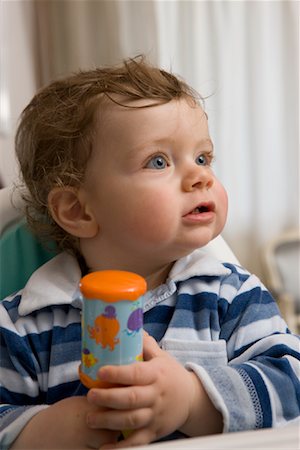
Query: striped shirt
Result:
<box><xmin>0</xmin><ymin>250</ymin><xmax>299</xmax><ymax>448</ymax></box>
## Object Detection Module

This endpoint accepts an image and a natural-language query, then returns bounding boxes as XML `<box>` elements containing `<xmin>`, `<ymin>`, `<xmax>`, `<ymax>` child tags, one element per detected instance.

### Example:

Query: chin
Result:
<box><xmin>173</xmin><ymin>243</ymin><xmax>208</xmax><ymax>260</ymax></box>
<box><xmin>187</xmin><ymin>235</ymin><xmax>216</xmax><ymax>251</ymax></box>
<box><xmin>181</xmin><ymin>240</ymin><xmax>215</xmax><ymax>257</ymax></box>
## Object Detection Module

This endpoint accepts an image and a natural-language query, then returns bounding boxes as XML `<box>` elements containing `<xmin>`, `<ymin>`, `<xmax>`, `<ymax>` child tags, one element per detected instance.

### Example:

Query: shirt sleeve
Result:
<box><xmin>1</xmin><ymin>291</ymin><xmax>84</xmax><ymax>449</ymax></box>
<box><xmin>186</xmin><ymin>268</ymin><xmax>300</xmax><ymax>432</ymax></box>
<box><xmin>0</xmin><ymin>294</ymin><xmax>49</xmax><ymax>448</ymax></box>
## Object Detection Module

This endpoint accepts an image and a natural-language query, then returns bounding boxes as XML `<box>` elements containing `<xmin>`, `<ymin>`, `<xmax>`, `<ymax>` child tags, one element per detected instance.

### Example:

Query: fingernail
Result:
<box><xmin>98</xmin><ymin>368</ymin><xmax>109</xmax><ymax>380</ymax></box>
<box><xmin>88</xmin><ymin>389</ymin><xmax>96</xmax><ymax>400</ymax></box>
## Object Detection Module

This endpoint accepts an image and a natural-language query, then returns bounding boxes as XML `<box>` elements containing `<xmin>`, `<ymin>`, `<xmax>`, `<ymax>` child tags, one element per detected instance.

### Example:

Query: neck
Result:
<box><xmin>82</xmin><ymin>248</ymin><xmax>174</xmax><ymax>291</ymax></box>
<box><xmin>144</xmin><ymin>262</ymin><xmax>174</xmax><ymax>290</ymax></box>
<box><xmin>80</xmin><ymin>235</ymin><xmax>176</xmax><ymax>291</ymax></box>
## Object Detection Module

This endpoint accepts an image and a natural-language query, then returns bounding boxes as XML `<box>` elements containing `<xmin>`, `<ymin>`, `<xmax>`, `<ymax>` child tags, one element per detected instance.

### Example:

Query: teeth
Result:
<box><xmin>192</xmin><ymin>206</ymin><xmax>209</xmax><ymax>214</ymax></box>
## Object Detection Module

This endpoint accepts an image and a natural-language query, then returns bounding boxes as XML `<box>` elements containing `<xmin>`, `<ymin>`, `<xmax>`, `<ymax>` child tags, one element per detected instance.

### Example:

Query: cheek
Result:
<box><xmin>122</xmin><ymin>189</ymin><xmax>176</xmax><ymax>243</ymax></box>
<box><xmin>215</xmin><ymin>183</ymin><xmax>228</xmax><ymax>225</ymax></box>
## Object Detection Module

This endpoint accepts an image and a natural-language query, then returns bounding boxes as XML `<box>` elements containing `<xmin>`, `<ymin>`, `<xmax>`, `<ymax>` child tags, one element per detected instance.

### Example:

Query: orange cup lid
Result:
<box><xmin>79</xmin><ymin>270</ymin><xmax>147</xmax><ymax>302</ymax></box>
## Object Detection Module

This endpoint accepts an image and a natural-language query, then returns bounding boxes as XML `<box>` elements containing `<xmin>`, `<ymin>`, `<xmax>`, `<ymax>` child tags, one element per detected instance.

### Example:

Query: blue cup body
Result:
<box><xmin>80</xmin><ymin>296</ymin><xmax>143</xmax><ymax>386</ymax></box>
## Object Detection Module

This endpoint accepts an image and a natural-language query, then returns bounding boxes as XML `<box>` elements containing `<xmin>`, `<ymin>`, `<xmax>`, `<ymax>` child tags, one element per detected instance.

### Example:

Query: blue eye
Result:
<box><xmin>146</xmin><ymin>155</ymin><xmax>168</xmax><ymax>170</ymax></box>
<box><xmin>195</xmin><ymin>154</ymin><xmax>208</xmax><ymax>166</ymax></box>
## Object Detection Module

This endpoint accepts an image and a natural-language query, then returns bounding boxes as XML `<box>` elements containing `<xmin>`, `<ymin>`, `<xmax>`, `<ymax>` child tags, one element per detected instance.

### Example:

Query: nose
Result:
<box><xmin>182</xmin><ymin>165</ymin><xmax>214</xmax><ymax>192</ymax></box>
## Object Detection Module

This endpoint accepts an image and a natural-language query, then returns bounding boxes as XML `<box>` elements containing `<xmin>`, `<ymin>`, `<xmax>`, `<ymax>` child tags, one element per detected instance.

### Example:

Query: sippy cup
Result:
<box><xmin>79</xmin><ymin>270</ymin><xmax>147</xmax><ymax>389</ymax></box>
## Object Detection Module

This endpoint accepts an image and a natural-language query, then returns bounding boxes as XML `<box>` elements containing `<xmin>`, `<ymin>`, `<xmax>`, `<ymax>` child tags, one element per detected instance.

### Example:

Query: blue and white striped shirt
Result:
<box><xmin>0</xmin><ymin>250</ymin><xmax>299</xmax><ymax>447</ymax></box>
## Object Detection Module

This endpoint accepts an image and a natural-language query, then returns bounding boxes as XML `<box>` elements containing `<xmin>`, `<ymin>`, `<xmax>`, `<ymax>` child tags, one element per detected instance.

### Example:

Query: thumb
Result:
<box><xmin>143</xmin><ymin>331</ymin><xmax>162</xmax><ymax>360</ymax></box>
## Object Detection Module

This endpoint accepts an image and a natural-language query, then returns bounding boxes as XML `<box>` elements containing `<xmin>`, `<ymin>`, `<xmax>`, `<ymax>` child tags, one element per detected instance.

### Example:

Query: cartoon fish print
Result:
<box><xmin>125</xmin><ymin>307</ymin><xmax>143</xmax><ymax>336</ymax></box>
<box><xmin>82</xmin><ymin>348</ymin><xmax>99</xmax><ymax>368</ymax></box>
<box><xmin>135</xmin><ymin>353</ymin><xmax>143</xmax><ymax>362</ymax></box>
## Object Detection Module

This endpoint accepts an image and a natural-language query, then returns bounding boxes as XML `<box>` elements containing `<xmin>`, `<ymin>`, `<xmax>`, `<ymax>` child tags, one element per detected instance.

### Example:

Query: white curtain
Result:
<box><xmin>152</xmin><ymin>1</ymin><xmax>299</xmax><ymax>277</ymax></box>
<box><xmin>5</xmin><ymin>0</ymin><xmax>299</xmax><ymax>280</ymax></box>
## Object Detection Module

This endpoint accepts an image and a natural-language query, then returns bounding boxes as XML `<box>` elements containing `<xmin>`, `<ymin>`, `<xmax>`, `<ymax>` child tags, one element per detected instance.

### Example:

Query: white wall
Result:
<box><xmin>0</xmin><ymin>1</ymin><xmax>39</xmax><ymax>187</ymax></box>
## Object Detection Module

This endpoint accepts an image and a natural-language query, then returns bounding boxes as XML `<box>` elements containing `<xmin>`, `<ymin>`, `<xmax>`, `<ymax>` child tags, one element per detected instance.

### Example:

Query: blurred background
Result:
<box><xmin>0</xmin><ymin>1</ymin><xmax>299</xmax><ymax>293</ymax></box>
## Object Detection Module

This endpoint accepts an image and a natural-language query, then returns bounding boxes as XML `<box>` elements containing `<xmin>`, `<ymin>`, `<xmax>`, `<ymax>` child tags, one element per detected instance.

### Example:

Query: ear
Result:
<box><xmin>48</xmin><ymin>187</ymin><xmax>98</xmax><ymax>238</ymax></box>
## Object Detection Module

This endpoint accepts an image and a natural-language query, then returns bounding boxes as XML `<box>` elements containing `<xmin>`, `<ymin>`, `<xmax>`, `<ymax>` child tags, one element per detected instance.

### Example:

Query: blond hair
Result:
<box><xmin>16</xmin><ymin>55</ymin><xmax>202</xmax><ymax>255</ymax></box>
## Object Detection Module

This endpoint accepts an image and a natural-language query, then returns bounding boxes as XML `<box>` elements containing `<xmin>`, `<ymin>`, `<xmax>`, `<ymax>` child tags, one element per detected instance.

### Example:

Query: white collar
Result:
<box><xmin>18</xmin><ymin>249</ymin><xmax>231</xmax><ymax>316</ymax></box>
<box><xmin>19</xmin><ymin>252</ymin><xmax>82</xmax><ymax>316</ymax></box>
<box><xmin>168</xmin><ymin>248</ymin><xmax>231</xmax><ymax>282</ymax></box>
<box><xmin>142</xmin><ymin>249</ymin><xmax>231</xmax><ymax>312</ymax></box>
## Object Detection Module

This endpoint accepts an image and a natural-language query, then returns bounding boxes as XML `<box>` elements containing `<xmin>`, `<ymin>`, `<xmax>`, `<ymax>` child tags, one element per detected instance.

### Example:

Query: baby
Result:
<box><xmin>0</xmin><ymin>56</ymin><xmax>299</xmax><ymax>449</ymax></box>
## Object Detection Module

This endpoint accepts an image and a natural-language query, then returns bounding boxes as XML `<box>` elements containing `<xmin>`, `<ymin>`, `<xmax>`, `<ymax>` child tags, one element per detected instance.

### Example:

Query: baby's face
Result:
<box><xmin>82</xmin><ymin>97</ymin><xmax>228</xmax><ymax>272</ymax></box>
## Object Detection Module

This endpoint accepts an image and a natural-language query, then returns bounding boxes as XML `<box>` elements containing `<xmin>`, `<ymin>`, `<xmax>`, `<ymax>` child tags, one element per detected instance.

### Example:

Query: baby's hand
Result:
<box><xmin>86</xmin><ymin>333</ymin><xmax>200</xmax><ymax>448</ymax></box>
<box><xmin>11</xmin><ymin>396</ymin><xmax>120</xmax><ymax>450</ymax></box>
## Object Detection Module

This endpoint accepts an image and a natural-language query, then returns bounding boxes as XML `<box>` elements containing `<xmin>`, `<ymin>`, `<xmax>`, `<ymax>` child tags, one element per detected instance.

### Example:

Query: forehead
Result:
<box><xmin>94</xmin><ymin>95</ymin><xmax>208</xmax><ymax>143</ymax></box>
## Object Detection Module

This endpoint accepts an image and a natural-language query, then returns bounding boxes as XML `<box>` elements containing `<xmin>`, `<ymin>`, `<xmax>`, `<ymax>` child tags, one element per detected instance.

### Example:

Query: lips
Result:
<box><xmin>182</xmin><ymin>201</ymin><xmax>216</xmax><ymax>224</ymax></box>
<box><xmin>184</xmin><ymin>201</ymin><xmax>215</xmax><ymax>216</ymax></box>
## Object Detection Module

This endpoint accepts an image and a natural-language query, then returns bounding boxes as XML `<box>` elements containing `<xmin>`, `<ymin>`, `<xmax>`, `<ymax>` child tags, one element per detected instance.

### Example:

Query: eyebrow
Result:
<box><xmin>195</xmin><ymin>138</ymin><xmax>214</xmax><ymax>150</ymax></box>
<box><xmin>131</xmin><ymin>137</ymin><xmax>214</xmax><ymax>154</ymax></box>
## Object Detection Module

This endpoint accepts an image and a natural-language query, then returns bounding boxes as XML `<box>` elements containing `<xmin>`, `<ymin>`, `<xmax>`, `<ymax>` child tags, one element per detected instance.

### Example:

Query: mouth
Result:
<box><xmin>183</xmin><ymin>201</ymin><xmax>216</xmax><ymax>223</ymax></box>
<box><xmin>186</xmin><ymin>202</ymin><xmax>215</xmax><ymax>215</ymax></box>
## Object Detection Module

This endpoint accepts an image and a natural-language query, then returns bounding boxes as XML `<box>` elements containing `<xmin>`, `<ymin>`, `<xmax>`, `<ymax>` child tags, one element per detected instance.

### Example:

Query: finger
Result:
<box><xmin>87</xmin><ymin>407</ymin><xmax>152</xmax><ymax>431</ymax></box>
<box><xmin>88</xmin><ymin>384</ymin><xmax>155</xmax><ymax>410</ymax></box>
<box><xmin>97</xmin><ymin>361</ymin><xmax>156</xmax><ymax>386</ymax></box>
<box><xmin>143</xmin><ymin>333</ymin><xmax>162</xmax><ymax>360</ymax></box>
<box><xmin>101</xmin><ymin>427</ymin><xmax>156</xmax><ymax>449</ymax></box>
<box><xmin>87</xmin><ymin>429</ymin><xmax>120</xmax><ymax>449</ymax></box>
